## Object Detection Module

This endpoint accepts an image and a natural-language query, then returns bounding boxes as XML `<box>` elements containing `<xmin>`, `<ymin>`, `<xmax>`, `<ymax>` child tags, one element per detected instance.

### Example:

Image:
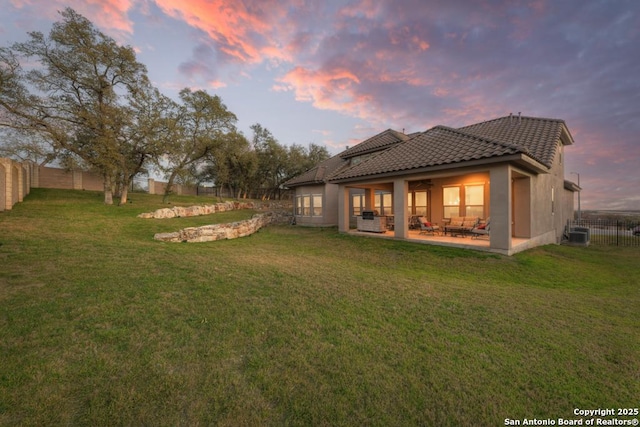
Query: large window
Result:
<box><xmin>465</xmin><ymin>184</ymin><xmax>484</xmax><ymax>217</ymax></box>
<box><xmin>375</xmin><ymin>191</ymin><xmax>393</xmax><ymax>216</ymax></box>
<box><xmin>296</xmin><ymin>194</ymin><xmax>323</xmax><ymax>217</ymax></box>
<box><xmin>352</xmin><ymin>194</ymin><xmax>364</xmax><ymax>216</ymax></box>
<box><xmin>410</xmin><ymin>191</ymin><xmax>428</xmax><ymax>216</ymax></box>
<box><xmin>352</xmin><ymin>191</ymin><xmax>393</xmax><ymax>216</ymax></box>
<box><xmin>443</xmin><ymin>186</ymin><xmax>460</xmax><ymax>218</ymax></box>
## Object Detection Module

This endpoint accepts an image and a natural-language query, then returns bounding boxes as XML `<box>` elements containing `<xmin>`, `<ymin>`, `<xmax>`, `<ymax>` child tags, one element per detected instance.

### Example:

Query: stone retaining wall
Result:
<box><xmin>154</xmin><ymin>212</ymin><xmax>285</xmax><ymax>243</ymax></box>
<box><xmin>138</xmin><ymin>201</ymin><xmax>258</xmax><ymax>219</ymax></box>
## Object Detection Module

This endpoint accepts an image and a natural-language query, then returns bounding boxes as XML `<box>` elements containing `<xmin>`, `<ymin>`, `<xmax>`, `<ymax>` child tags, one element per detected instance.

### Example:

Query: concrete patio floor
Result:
<box><xmin>347</xmin><ymin>228</ymin><xmax>532</xmax><ymax>255</ymax></box>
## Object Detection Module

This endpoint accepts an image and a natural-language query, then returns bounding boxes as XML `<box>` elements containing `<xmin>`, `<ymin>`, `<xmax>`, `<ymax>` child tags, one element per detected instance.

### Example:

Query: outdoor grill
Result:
<box><xmin>357</xmin><ymin>211</ymin><xmax>386</xmax><ymax>232</ymax></box>
<box><xmin>362</xmin><ymin>210</ymin><xmax>375</xmax><ymax>220</ymax></box>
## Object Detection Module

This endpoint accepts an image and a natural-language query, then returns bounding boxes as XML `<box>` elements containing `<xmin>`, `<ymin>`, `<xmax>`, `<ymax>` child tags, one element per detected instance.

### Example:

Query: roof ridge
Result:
<box><xmin>459</xmin><ymin>114</ymin><xmax>565</xmax><ymax>129</ymax></box>
<box><xmin>340</xmin><ymin>128</ymin><xmax>408</xmax><ymax>159</ymax></box>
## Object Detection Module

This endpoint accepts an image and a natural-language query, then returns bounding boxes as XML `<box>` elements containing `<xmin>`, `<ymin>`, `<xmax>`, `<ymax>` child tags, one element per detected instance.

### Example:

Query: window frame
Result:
<box><xmin>464</xmin><ymin>184</ymin><xmax>485</xmax><ymax>218</ymax></box>
<box><xmin>375</xmin><ymin>191</ymin><xmax>393</xmax><ymax>216</ymax></box>
<box><xmin>296</xmin><ymin>193</ymin><xmax>323</xmax><ymax>217</ymax></box>
<box><xmin>409</xmin><ymin>190</ymin><xmax>428</xmax><ymax>216</ymax></box>
<box><xmin>443</xmin><ymin>186</ymin><xmax>460</xmax><ymax>218</ymax></box>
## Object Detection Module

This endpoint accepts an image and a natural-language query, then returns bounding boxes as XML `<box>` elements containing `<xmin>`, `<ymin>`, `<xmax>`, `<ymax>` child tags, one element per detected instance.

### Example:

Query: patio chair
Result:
<box><xmin>418</xmin><ymin>217</ymin><xmax>440</xmax><ymax>235</ymax></box>
<box><xmin>470</xmin><ymin>217</ymin><xmax>490</xmax><ymax>239</ymax></box>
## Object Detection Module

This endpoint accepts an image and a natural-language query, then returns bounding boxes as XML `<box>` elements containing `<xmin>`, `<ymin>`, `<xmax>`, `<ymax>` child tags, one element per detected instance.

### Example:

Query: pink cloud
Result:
<box><xmin>276</xmin><ymin>66</ymin><xmax>362</xmax><ymax>108</ymax></box>
<box><xmin>154</xmin><ymin>0</ymin><xmax>295</xmax><ymax>64</ymax></box>
<box><xmin>9</xmin><ymin>0</ymin><xmax>135</xmax><ymax>37</ymax></box>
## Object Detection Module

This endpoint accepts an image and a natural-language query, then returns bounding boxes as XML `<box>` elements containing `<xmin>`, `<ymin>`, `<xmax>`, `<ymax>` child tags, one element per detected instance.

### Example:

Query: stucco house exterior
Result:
<box><xmin>284</xmin><ymin>114</ymin><xmax>578</xmax><ymax>255</ymax></box>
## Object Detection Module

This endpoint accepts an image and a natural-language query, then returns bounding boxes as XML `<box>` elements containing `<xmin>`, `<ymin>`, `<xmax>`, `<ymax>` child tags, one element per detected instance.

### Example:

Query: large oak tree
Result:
<box><xmin>0</xmin><ymin>8</ymin><xmax>154</xmax><ymax>204</ymax></box>
<box><xmin>159</xmin><ymin>88</ymin><xmax>237</xmax><ymax>203</ymax></box>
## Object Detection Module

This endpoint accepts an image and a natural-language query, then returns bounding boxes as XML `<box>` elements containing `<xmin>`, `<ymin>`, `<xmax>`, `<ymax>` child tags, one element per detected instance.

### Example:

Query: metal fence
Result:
<box><xmin>567</xmin><ymin>219</ymin><xmax>640</xmax><ymax>246</ymax></box>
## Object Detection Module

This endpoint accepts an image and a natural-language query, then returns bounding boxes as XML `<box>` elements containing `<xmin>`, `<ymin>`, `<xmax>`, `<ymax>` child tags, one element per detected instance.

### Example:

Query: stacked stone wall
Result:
<box><xmin>153</xmin><ymin>212</ymin><xmax>290</xmax><ymax>243</ymax></box>
<box><xmin>137</xmin><ymin>201</ymin><xmax>258</xmax><ymax>219</ymax></box>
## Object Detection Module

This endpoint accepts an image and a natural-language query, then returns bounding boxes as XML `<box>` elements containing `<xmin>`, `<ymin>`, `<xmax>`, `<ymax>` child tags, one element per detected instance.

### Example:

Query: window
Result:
<box><xmin>443</xmin><ymin>186</ymin><xmax>460</xmax><ymax>218</ymax></box>
<box><xmin>375</xmin><ymin>191</ymin><xmax>393</xmax><ymax>216</ymax></box>
<box><xmin>296</xmin><ymin>195</ymin><xmax>309</xmax><ymax>216</ymax></box>
<box><xmin>465</xmin><ymin>184</ymin><xmax>484</xmax><ymax>217</ymax></box>
<box><xmin>551</xmin><ymin>187</ymin><xmax>555</xmax><ymax>215</ymax></box>
<box><xmin>312</xmin><ymin>195</ymin><xmax>322</xmax><ymax>216</ymax></box>
<box><xmin>296</xmin><ymin>194</ymin><xmax>323</xmax><ymax>217</ymax></box>
<box><xmin>352</xmin><ymin>194</ymin><xmax>364</xmax><ymax>216</ymax></box>
<box><xmin>408</xmin><ymin>191</ymin><xmax>427</xmax><ymax>216</ymax></box>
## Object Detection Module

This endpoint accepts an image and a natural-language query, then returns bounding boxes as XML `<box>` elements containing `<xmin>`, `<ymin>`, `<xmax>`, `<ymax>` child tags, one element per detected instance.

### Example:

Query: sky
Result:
<box><xmin>1</xmin><ymin>0</ymin><xmax>639</xmax><ymax>210</ymax></box>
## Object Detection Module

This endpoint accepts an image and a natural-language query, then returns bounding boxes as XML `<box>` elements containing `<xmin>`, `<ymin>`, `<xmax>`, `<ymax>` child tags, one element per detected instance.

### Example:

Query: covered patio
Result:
<box><xmin>336</xmin><ymin>163</ymin><xmax>545</xmax><ymax>256</ymax></box>
<box><xmin>347</xmin><ymin>227</ymin><xmax>534</xmax><ymax>256</ymax></box>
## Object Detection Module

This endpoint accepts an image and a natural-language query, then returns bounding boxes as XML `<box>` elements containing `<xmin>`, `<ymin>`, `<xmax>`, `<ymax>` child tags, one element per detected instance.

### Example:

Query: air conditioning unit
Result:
<box><xmin>569</xmin><ymin>231</ymin><xmax>589</xmax><ymax>244</ymax></box>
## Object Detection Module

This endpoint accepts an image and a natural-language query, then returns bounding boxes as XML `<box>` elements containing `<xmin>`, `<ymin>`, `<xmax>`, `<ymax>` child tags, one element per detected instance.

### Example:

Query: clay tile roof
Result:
<box><xmin>287</xmin><ymin>114</ymin><xmax>572</xmax><ymax>186</ymax></box>
<box><xmin>285</xmin><ymin>128</ymin><xmax>410</xmax><ymax>187</ymax></box>
<box><xmin>330</xmin><ymin>126</ymin><xmax>527</xmax><ymax>181</ymax></box>
<box><xmin>340</xmin><ymin>129</ymin><xmax>410</xmax><ymax>158</ymax></box>
<box><xmin>283</xmin><ymin>153</ymin><xmax>350</xmax><ymax>187</ymax></box>
<box><xmin>458</xmin><ymin>115</ymin><xmax>571</xmax><ymax>167</ymax></box>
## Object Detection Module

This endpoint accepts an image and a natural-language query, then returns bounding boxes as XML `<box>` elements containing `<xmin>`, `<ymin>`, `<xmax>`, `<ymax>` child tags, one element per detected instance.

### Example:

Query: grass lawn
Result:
<box><xmin>1</xmin><ymin>189</ymin><xmax>638</xmax><ymax>426</ymax></box>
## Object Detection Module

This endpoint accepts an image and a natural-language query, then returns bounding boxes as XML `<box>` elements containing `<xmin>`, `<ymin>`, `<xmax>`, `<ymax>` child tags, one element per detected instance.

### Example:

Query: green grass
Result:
<box><xmin>1</xmin><ymin>189</ymin><xmax>638</xmax><ymax>426</ymax></box>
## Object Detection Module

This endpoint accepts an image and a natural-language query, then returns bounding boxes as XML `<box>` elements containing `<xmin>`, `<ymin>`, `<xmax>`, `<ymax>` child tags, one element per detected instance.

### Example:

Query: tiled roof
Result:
<box><xmin>458</xmin><ymin>115</ymin><xmax>571</xmax><ymax>167</ymax></box>
<box><xmin>329</xmin><ymin>126</ymin><xmax>527</xmax><ymax>181</ymax></box>
<box><xmin>340</xmin><ymin>129</ymin><xmax>409</xmax><ymax>158</ymax></box>
<box><xmin>283</xmin><ymin>153</ymin><xmax>349</xmax><ymax>187</ymax></box>
<box><xmin>286</xmin><ymin>114</ymin><xmax>571</xmax><ymax>186</ymax></box>
<box><xmin>285</xmin><ymin>128</ymin><xmax>410</xmax><ymax>187</ymax></box>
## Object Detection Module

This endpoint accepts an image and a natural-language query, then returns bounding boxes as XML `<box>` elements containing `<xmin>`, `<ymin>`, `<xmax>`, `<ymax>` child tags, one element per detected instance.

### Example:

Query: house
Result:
<box><xmin>284</xmin><ymin>114</ymin><xmax>578</xmax><ymax>255</ymax></box>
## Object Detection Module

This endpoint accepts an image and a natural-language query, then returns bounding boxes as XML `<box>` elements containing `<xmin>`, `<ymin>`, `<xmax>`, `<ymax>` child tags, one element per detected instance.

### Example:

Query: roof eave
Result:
<box><xmin>283</xmin><ymin>179</ymin><xmax>324</xmax><ymax>189</ymax></box>
<box><xmin>560</xmin><ymin>123</ymin><xmax>575</xmax><ymax>146</ymax></box>
<box><xmin>564</xmin><ymin>180</ymin><xmax>581</xmax><ymax>192</ymax></box>
<box><xmin>328</xmin><ymin>154</ymin><xmax>549</xmax><ymax>184</ymax></box>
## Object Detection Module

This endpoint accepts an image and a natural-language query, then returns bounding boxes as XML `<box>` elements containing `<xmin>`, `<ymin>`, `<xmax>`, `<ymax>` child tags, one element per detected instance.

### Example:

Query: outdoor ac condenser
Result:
<box><xmin>569</xmin><ymin>231</ymin><xmax>589</xmax><ymax>244</ymax></box>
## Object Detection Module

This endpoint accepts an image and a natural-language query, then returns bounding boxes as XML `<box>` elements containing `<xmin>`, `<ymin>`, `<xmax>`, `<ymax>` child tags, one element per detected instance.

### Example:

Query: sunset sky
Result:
<box><xmin>1</xmin><ymin>0</ymin><xmax>638</xmax><ymax>210</ymax></box>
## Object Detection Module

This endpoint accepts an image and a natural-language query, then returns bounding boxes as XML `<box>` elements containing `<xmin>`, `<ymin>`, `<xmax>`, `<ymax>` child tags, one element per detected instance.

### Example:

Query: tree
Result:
<box><xmin>0</xmin><ymin>8</ymin><xmax>152</xmax><ymax>204</ymax></box>
<box><xmin>250</xmin><ymin>123</ymin><xmax>289</xmax><ymax>199</ymax></box>
<box><xmin>248</xmin><ymin>124</ymin><xmax>331</xmax><ymax>199</ymax></box>
<box><xmin>0</xmin><ymin>128</ymin><xmax>59</xmax><ymax>165</ymax></box>
<box><xmin>212</xmin><ymin>131</ymin><xmax>257</xmax><ymax>199</ymax></box>
<box><xmin>159</xmin><ymin>88</ymin><xmax>237</xmax><ymax>203</ymax></box>
<box><xmin>306</xmin><ymin>143</ymin><xmax>331</xmax><ymax>168</ymax></box>
<box><xmin>283</xmin><ymin>142</ymin><xmax>330</xmax><ymax>181</ymax></box>
<box><xmin>114</xmin><ymin>84</ymin><xmax>174</xmax><ymax>205</ymax></box>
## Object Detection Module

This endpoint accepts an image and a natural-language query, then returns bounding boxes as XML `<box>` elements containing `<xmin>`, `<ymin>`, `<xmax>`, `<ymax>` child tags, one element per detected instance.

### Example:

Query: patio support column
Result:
<box><xmin>364</xmin><ymin>188</ymin><xmax>375</xmax><ymax>211</ymax></box>
<box><xmin>393</xmin><ymin>178</ymin><xmax>408</xmax><ymax>239</ymax></box>
<box><xmin>337</xmin><ymin>184</ymin><xmax>350</xmax><ymax>232</ymax></box>
<box><xmin>489</xmin><ymin>165</ymin><xmax>512</xmax><ymax>251</ymax></box>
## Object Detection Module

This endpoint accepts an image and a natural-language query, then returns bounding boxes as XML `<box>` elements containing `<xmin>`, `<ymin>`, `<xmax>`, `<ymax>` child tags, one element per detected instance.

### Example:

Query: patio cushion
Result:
<box><xmin>420</xmin><ymin>218</ymin><xmax>432</xmax><ymax>227</ymax></box>
<box><xmin>450</xmin><ymin>216</ymin><xmax>464</xmax><ymax>226</ymax></box>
